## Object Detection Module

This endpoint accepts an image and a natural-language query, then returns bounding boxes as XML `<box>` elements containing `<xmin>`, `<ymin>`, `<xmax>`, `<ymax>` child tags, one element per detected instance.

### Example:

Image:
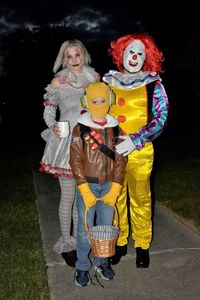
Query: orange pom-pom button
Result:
<box><xmin>118</xmin><ymin>115</ymin><xmax>126</xmax><ymax>123</ymax></box>
<box><xmin>118</xmin><ymin>97</ymin><xmax>125</xmax><ymax>106</ymax></box>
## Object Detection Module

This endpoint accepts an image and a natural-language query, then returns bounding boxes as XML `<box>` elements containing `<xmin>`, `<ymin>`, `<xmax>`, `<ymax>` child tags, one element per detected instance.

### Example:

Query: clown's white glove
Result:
<box><xmin>116</xmin><ymin>135</ymin><xmax>136</xmax><ymax>156</ymax></box>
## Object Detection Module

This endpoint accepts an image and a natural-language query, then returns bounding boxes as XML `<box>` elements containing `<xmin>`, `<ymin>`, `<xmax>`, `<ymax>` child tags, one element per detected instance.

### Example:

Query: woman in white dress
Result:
<box><xmin>40</xmin><ymin>39</ymin><xmax>99</xmax><ymax>267</ymax></box>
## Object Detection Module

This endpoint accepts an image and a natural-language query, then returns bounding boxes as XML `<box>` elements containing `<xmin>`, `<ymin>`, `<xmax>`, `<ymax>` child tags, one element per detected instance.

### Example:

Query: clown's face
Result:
<box><xmin>123</xmin><ymin>40</ymin><xmax>146</xmax><ymax>74</ymax></box>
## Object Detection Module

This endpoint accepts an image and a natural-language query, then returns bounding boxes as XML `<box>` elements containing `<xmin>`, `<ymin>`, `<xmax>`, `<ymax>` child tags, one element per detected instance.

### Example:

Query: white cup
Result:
<box><xmin>58</xmin><ymin>121</ymin><xmax>70</xmax><ymax>138</ymax></box>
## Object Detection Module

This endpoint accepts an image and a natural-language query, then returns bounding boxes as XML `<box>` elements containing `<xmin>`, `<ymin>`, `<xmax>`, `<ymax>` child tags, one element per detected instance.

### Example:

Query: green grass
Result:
<box><xmin>154</xmin><ymin>132</ymin><xmax>200</xmax><ymax>232</ymax></box>
<box><xmin>0</xmin><ymin>139</ymin><xmax>50</xmax><ymax>300</ymax></box>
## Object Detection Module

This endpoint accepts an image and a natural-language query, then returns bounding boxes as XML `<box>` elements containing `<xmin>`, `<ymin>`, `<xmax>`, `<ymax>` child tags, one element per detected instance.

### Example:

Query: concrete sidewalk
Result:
<box><xmin>32</xmin><ymin>166</ymin><xmax>200</xmax><ymax>300</ymax></box>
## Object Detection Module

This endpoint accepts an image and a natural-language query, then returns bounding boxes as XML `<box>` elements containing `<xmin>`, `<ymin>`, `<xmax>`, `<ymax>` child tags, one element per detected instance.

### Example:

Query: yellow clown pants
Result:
<box><xmin>115</xmin><ymin>142</ymin><xmax>154</xmax><ymax>249</ymax></box>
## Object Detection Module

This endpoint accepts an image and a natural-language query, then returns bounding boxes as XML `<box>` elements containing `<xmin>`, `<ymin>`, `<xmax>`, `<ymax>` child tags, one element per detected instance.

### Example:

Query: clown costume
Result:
<box><xmin>103</xmin><ymin>33</ymin><xmax>169</xmax><ymax>268</ymax></box>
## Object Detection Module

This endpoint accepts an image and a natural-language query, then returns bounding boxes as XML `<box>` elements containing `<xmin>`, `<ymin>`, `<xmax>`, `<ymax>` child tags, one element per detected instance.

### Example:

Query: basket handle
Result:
<box><xmin>84</xmin><ymin>200</ymin><xmax>118</xmax><ymax>233</ymax></box>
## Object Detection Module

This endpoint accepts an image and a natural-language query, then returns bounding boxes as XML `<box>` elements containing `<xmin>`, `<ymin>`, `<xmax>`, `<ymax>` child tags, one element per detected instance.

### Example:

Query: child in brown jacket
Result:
<box><xmin>70</xmin><ymin>82</ymin><xmax>127</xmax><ymax>286</ymax></box>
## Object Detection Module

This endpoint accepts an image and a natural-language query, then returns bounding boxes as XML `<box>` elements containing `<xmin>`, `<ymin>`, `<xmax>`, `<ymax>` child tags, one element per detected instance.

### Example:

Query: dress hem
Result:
<box><xmin>39</xmin><ymin>162</ymin><xmax>73</xmax><ymax>178</ymax></box>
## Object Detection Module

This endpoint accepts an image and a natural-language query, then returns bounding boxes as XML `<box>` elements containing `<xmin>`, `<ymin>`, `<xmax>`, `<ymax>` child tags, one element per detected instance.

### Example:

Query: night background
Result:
<box><xmin>0</xmin><ymin>0</ymin><xmax>200</xmax><ymax>144</ymax></box>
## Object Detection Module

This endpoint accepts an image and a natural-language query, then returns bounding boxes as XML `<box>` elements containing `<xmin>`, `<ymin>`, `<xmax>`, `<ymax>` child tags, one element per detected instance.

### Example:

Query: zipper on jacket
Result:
<box><xmin>105</xmin><ymin>128</ymin><xmax>108</xmax><ymax>182</ymax></box>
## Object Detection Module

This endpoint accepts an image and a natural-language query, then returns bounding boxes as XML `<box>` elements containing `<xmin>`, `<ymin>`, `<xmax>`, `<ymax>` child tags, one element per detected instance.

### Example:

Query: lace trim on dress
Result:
<box><xmin>39</xmin><ymin>162</ymin><xmax>73</xmax><ymax>178</ymax></box>
<box><xmin>43</xmin><ymin>100</ymin><xmax>59</xmax><ymax>108</ymax></box>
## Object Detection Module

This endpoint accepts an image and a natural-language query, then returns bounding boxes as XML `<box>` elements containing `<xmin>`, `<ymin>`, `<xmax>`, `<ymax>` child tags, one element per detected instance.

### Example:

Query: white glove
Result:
<box><xmin>116</xmin><ymin>135</ymin><xmax>136</xmax><ymax>156</ymax></box>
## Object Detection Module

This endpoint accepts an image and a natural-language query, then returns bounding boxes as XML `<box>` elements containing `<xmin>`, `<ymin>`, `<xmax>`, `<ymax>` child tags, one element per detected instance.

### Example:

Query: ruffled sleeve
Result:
<box><xmin>130</xmin><ymin>81</ymin><xmax>169</xmax><ymax>150</ymax></box>
<box><xmin>43</xmin><ymin>84</ymin><xmax>59</xmax><ymax>128</ymax></box>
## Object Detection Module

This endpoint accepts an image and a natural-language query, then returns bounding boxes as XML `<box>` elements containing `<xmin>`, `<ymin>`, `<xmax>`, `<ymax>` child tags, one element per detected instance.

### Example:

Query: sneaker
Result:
<box><xmin>74</xmin><ymin>270</ymin><xmax>90</xmax><ymax>287</ymax></box>
<box><xmin>94</xmin><ymin>261</ymin><xmax>115</xmax><ymax>280</ymax></box>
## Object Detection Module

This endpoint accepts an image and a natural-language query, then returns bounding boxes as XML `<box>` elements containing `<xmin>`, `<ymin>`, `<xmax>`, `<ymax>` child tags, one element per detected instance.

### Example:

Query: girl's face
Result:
<box><xmin>64</xmin><ymin>46</ymin><xmax>85</xmax><ymax>73</ymax></box>
<box><xmin>123</xmin><ymin>40</ymin><xmax>146</xmax><ymax>74</ymax></box>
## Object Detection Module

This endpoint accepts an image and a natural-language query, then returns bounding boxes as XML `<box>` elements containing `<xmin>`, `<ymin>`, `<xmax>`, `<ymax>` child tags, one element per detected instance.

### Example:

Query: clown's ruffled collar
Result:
<box><xmin>103</xmin><ymin>70</ymin><xmax>161</xmax><ymax>90</ymax></box>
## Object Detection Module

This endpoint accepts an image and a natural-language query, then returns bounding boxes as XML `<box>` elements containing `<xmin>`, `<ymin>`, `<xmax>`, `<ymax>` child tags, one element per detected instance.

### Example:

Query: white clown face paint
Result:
<box><xmin>123</xmin><ymin>40</ymin><xmax>146</xmax><ymax>73</ymax></box>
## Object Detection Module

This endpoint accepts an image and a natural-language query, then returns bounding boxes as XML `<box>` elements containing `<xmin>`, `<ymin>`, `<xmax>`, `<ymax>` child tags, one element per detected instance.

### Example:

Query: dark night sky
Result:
<box><xmin>1</xmin><ymin>0</ymin><xmax>200</xmax><ymax>71</ymax></box>
<box><xmin>0</xmin><ymin>1</ymin><xmax>200</xmax><ymax>102</ymax></box>
<box><xmin>0</xmin><ymin>0</ymin><xmax>200</xmax><ymax>145</ymax></box>
<box><xmin>1</xmin><ymin>0</ymin><xmax>199</xmax><ymax>72</ymax></box>
<box><xmin>1</xmin><ymin>0</ymin><xmax>199</xmax><ymax>42</ymax></box>
<box><xmin>1</xmin><ymin>0</ymin><xmax>200</xmax><ymax>80</ymax></box>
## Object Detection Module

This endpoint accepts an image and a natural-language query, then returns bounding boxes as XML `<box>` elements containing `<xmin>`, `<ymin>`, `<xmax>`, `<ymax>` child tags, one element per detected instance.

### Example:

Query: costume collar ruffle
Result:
<box><xmin>103</xmin><ymin>70</ymin><xmax>161</xmax><ymax>90</ymax></box>
<box><xmin>77</xmin><ymin>111</ymin><xmax>118</xmax><ymax>129</ymax></box>
<box><xmin>56</xmin><ymin>66</ymin><xmax>97</xmax><ymax>89</ymax></box>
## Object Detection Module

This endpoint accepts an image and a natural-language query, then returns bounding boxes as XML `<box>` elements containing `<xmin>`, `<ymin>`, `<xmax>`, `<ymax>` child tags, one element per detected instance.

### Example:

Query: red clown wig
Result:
<box><xmin>109</xmin><ymin>33</ymin><xmax>164</xmax><ymax>72</ymax></box>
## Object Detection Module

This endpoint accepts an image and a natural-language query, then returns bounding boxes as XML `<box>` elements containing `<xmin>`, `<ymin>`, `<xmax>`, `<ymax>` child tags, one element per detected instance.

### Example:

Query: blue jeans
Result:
<box><xmin>76</xmin><ymin>182</ymin><xmax>114</xmax><ymax>271</ymax></box>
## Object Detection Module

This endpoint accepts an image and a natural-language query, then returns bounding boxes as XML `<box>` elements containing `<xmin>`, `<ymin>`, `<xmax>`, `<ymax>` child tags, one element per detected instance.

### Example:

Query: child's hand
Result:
<box><xmin>102</xmin><ymin>182</ymin><xmax>122</xmax><ymax>206</ymax></box>
<box><xmin>78</xmin><ymin>183</ymin><xmax>97</xmax><ymax>210</ymax></box>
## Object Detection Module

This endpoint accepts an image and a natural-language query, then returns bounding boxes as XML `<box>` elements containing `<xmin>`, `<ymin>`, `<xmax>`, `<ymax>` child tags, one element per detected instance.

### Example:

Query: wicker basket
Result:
<box><xmin>85</xmin><ymin>206</ymin><xmax>119</xmax><ymax>258</ymax></box>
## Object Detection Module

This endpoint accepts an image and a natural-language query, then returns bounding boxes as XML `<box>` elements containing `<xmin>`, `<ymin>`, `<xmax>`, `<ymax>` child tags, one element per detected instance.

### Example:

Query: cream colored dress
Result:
<box><xmin>40</xmin><ymin>66</ymin><xmax>99</xmax><ymax>177</ymax></box>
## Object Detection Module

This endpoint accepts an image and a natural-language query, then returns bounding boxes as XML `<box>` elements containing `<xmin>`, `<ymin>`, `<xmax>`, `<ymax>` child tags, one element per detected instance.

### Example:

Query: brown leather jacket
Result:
<box><xmin>70</xmin><ymin>124</ymin><xmax>127</xmax><ymax>186</ymax></box>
